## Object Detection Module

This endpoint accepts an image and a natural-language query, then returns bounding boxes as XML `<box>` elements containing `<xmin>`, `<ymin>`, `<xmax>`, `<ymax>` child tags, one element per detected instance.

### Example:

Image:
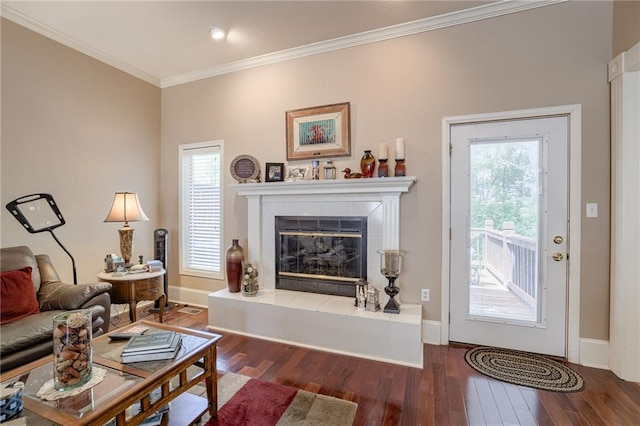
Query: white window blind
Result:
<box><xmin>179</xmin><ymin>141</ymin><xmax>223</xmax><ymax>278</ymax></box>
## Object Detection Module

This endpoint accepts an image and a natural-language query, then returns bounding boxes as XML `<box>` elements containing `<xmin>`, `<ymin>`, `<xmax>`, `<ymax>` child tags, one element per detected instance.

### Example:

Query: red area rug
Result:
<box><xmin>205</xmin><ymin>373</ymin><xmax>357</xmax><ymax>426</ymax></box>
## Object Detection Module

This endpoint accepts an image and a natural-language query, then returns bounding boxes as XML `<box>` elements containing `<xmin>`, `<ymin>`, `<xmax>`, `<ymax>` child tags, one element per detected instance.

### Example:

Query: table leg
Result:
<box><xmin>158</xmin><ymin>294</ymin><xmax>166</xmax><ymax>323</ymax></box>
<box><xmin>129</xmin><ymin>301</ymin><xmax>137</xmax><ymax>323</ymax></box>
<box><xmin>206</xmin><ymin>345</ymin><xmax>218</xmax><ymax>417</ymax></box>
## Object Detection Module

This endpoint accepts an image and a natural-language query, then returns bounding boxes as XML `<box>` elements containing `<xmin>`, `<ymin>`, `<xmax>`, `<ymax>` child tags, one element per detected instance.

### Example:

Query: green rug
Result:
<box><xmin>465</xmin><ymin>346</ymin><xmax>585</xmax><ymax>393</ymax></box>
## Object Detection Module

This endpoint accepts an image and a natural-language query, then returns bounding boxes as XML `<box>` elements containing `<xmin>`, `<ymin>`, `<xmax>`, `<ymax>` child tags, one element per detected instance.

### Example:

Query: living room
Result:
<box><xmin>2</xmin><ymin>0</ymin><xmax>639</xmax><ymax>416</ymax></box>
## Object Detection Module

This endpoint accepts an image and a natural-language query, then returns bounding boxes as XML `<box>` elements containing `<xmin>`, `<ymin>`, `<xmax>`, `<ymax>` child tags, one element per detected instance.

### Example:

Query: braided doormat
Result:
<box><xmin>465</xmin><ymin>347</ymin><xmax>585</xmax><ymax>393</ymax></box>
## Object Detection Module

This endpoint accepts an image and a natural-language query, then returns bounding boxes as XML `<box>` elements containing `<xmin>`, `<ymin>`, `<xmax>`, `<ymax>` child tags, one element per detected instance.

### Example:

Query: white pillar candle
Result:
<box><xmin>396</xmin><ymin>138</ymin><xmax>405</xmax><ymax>159</ymax></box>
<box><xmin>379</xmin><ymin>143</ymin><xmax>389</xmax><ymax>160</ymax></box>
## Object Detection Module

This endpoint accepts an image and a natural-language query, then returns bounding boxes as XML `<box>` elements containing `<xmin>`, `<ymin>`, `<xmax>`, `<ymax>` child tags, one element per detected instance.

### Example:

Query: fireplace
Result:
<box><xmin>275</xmin><ymin>216</ymin><xmax>367</xmax><ymax>297</ymax></box>
<box><xmin>209</xmin><ymin>177</ymin><xmax>422</xmax><ymax>368</ymax></box>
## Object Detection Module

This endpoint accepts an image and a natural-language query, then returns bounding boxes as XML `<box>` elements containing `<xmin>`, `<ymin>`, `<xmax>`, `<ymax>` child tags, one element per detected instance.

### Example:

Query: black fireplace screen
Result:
<box><xmin>275</xmin><ymin>216</ymin><xmax>367</xmax><ymax>297</ymax></box>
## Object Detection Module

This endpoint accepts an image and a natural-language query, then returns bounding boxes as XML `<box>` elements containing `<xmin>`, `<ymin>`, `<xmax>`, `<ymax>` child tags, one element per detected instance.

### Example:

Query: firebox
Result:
<box><xmin>275</xmin><ymin>216</ymin><xmax>367</xmax><ymax>297</ymax></box>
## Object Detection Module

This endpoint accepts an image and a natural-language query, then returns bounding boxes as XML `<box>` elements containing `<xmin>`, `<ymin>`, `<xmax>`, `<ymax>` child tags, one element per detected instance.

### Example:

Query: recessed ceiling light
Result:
<box><xmin>210</xmin><ymin>26</ymin><xmax>226</xmax><ymax>41</ymax></box>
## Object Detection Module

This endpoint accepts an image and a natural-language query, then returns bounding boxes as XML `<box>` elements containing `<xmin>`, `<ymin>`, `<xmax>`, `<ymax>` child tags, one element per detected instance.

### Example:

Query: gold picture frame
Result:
<box><xmin>286</xmin><ymin>102</ymin><xmax>351</xmax><ymax>161</ymax></box>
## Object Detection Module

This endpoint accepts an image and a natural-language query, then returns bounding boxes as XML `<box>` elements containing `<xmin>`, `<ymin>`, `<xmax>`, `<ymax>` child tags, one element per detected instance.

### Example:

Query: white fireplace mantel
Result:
<box><xmin>233</xmin><ymin>176</ymin><xmax>416</xmax><ymax>197</ymax></box>
<box><xmin>233</xmin><ymin>176</ymin><xmax>416</xmax><ymax>289</ymax></box>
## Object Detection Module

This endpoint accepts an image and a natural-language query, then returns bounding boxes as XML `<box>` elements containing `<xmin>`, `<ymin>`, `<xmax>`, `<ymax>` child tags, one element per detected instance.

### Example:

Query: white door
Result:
<box><xmin>449</xmin><ymin>116</ymin><xmax>568</xmax><ymax>357</ymax></box>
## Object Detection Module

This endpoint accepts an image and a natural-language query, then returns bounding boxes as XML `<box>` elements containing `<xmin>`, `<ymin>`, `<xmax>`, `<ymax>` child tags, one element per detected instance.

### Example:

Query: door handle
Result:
<box><xmin>552</xmin><ymin>252</ymin><xmax>564</xmax><ymax>261</ymax></box>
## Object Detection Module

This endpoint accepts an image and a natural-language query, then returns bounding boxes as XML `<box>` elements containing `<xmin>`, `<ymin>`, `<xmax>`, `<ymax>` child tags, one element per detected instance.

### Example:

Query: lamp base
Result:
<box><xmin>118</xmin><ymin>226</ymin><xmax>134</xmax><ymax>266</ymax></box>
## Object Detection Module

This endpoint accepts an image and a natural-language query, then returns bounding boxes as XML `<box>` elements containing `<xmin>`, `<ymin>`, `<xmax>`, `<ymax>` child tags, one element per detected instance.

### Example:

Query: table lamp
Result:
<box><xmin>104</xmin><ymin>192</ymin><xmax>149</xmax><ymax>266</ymax></box>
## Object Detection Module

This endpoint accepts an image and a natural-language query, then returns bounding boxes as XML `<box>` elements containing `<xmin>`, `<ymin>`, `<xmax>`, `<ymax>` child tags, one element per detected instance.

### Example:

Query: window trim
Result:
<box><xmin>178</xmin><ymin>140</ymin><xmax>224</xmax><ymax>280</ymax></box>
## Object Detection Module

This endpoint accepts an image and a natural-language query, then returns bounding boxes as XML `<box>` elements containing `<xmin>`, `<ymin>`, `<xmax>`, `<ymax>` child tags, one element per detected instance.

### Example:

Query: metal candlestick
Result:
<box><xmin>378</xmin><ymin>249</ymin><xmax>406</xmax><ymax>314</ymax></box>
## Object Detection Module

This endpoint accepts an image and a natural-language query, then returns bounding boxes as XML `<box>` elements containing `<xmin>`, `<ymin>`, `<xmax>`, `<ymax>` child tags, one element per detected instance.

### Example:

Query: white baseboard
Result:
<box><xmin>167</xmin><ymin>285</ymin><xmax>209</xmax><ymax>308</ymax></box>
<box><xmin>579</xmin><ymin>338</ymin><xmax>610</xmax><ymax>370</ymax></box>
<box><xmin>422</xmin><ymin>320</ymin><xmax>442</xmax><ymax>345</ymax></box>
<box><xmin>163</xmin><ymin>289</ymin><xmax>611</xmax><ymax>372</ymax></box>
<box><xmin>110</xmin><ymin>301</ymin><xmax>153</xmax><ymax>317</ymax></box>
<box><xmin>421</xmin><ymin>321</ymin><xmax>610</xmax><ymax>371</ymax></box>
<box><xmin>109</xmin><ymin>288</ymin><xmax>208</xmax><ymax>328</ymax></box>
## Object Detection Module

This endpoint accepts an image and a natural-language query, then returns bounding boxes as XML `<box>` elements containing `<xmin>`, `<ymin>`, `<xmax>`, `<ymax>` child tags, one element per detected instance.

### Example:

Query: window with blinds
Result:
<box><xmin>179</xmin><ymin>141</ymin><xmax>223</xmax><ymax>279</ymax></box>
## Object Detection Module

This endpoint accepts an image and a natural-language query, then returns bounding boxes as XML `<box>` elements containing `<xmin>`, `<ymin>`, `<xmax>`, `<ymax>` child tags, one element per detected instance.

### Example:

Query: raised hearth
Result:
<box><xmin>208</xmin><ymin>288</ymin><xmax>422</xmax><ymax>367</ymax></box>
<box><xmin>208</xmin><ymin>178</ymin><xmax>420</xmax><ymax>366</ymax></box>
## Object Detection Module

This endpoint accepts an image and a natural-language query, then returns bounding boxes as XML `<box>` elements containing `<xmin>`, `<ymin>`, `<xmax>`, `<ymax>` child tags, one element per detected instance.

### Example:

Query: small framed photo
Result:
<box><xmin>265</xmin><ymin>162</ymin><xmax>285</xmax><ymax>182</ymax></box>
<box><xmin>286</xmin><ymin>102</ymin><xmax>351</xmax><ymax>161</ymax></box>
<box><xmin>286</xmin><ymin>166</ymin><xmax>309</xmax><ymax>182</ymax></box>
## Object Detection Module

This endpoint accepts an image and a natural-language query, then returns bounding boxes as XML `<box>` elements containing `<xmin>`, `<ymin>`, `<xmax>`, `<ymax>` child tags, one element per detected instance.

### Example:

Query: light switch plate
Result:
<box><xmin>586</xmin><ymin>203</ymin><xmax>598</xmax><ymax>218</ymax></box>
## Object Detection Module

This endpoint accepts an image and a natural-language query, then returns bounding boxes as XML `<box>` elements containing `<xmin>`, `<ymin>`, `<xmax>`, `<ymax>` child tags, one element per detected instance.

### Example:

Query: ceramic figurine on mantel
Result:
<box><xmin>342</xmin><ymin>168</ymin><xmax>363</xmax><ymax>179</ymax></box>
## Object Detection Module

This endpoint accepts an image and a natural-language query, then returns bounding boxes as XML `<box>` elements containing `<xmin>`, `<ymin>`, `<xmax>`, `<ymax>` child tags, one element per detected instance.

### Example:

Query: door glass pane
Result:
<box><xmin>468</xmin><ymin>139</ymin><xmax>540</xmax><ymax>323</ymax></box>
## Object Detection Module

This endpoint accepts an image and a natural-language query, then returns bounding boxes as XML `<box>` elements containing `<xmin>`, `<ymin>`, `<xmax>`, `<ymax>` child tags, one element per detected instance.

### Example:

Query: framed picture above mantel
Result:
<box><xmin>285</xmin><ymin>102</ymin><xmax>351</xmax><ymax>161</ymax></box>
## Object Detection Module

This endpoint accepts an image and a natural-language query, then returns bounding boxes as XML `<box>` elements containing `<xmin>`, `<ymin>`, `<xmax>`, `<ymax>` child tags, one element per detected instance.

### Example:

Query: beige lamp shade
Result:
<box><xmin>104</xmin><ymin>192</ymin><xmax>149</xmax><ymax>265</ymax></box>
<box><xmin>104</xmin><ymin>192</ymin><xmax>149</xmax><ymax>225</ymax></box>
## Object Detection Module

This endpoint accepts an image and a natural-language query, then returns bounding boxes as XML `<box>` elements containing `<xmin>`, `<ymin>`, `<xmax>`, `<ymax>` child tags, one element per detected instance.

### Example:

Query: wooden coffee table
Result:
<box><xmin>0</xmin><ymin>321</ymin><xmax>222</xmax><ymax>425</ymax></box>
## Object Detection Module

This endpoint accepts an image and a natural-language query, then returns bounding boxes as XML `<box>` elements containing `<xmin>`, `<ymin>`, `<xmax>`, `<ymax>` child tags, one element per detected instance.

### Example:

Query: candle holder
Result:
<box><xmin>394</xmin><ymin>159</ymin><xmax>406</xmax><ymax>177</ymax></box>
<box><xmin>378</xmin><ymin>159</ymin><xmax>388</xmax><ymax>178</ymax></box>
<box><xmin>377</xmin><ymin>249</ymin><xmax>406</xmax><ymax>314</ymax></box>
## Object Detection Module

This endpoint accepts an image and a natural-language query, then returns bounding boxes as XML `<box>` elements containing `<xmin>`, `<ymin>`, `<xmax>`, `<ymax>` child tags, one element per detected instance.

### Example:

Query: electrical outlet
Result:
<box><xmin>421</xmin><ymin>289</ymin><xmax>430</xmax><ymax>302</ymax></box>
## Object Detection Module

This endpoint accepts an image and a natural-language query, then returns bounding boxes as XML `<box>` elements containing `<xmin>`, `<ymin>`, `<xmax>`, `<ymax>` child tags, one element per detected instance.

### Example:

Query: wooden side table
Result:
<box><xmin>97</xmin><ymin>269</ymin><xmax>166</xmax><ymax>323</ymax></box>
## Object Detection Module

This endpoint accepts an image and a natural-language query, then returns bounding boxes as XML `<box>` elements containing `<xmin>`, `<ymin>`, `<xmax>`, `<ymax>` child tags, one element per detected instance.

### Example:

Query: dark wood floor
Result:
<box><xmin>128</xmin><ymin>304</ymin><xmax>640</xmax><ymax>425</ymax></box>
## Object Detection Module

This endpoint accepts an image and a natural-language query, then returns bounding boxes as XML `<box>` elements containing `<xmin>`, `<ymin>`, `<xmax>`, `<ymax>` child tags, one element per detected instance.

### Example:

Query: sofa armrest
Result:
<box><xmin>35</xmin><ymin>254</ymin><xmax>62</xmax><ymax>284</ymax></box>
<box><xmin>39</xmin><ymin>281</ymin><xmax>112</xmax><ymax>311</ymax></box>
<box><xmin>80</xmin><ymin>292</ymin><xmax>112</xmax><ymax>333</ymax></box>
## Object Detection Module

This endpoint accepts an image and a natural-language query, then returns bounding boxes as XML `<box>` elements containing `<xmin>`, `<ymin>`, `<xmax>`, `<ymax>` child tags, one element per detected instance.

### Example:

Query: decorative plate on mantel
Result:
<box><xmin>230</xmin><ymin>155</ymin><xmax>261</xmax><ymax>183</ymax></box>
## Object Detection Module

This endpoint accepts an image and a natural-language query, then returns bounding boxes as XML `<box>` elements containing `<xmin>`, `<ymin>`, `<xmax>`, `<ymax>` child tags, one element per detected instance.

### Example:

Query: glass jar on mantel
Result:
<box><xmin>225</xmin><ymin>239</ymin><xmax>245</xmax><ymax>293</ymax></box>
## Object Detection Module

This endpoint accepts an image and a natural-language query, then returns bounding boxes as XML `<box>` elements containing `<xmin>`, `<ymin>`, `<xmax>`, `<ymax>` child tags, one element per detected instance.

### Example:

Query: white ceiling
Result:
<box><xmin>1</xmin><ymin>1</ymin><xmax>559</xmax><ymax>87</ymax></box>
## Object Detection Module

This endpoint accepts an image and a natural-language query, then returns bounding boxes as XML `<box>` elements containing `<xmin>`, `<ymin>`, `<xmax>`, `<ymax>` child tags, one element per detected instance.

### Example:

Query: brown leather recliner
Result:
<box><xmin>0</xmin><ymin>246</ymin><xmax>112</xmax><ymax>372</ymax></box>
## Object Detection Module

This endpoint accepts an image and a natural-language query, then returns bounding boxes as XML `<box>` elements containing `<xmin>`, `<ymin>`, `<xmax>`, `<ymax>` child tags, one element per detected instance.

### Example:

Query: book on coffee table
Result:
<box><xmin>122</xmin><ymin>331</ymin><xmax>176</xmax><ymax>353</ymax></box>
<box><xmin>121</xmin><ymin>333</ymin><xmax>182</xmax><ymax>363</ymax></box>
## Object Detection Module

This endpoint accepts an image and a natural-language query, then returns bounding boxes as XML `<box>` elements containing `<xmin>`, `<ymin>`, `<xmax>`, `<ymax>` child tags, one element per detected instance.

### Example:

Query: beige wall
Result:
<box><xmin>0</xmin><ymin>1</ymin><xmax>617</xmax><ymax>341</ymax></box>
<box><xmin>162</xmin><ymin>2</ymin><xmax>613</xmax><ymax>340</ymax></box>
<box><xmin>1</xmin><ymin>19</ymin><xmax>161</xmax><ymax>284</ymax></box>
<box><xmin>613</xmin><ymin>0</ymin><xmax>640</xmax><ymax>56</ymax></box>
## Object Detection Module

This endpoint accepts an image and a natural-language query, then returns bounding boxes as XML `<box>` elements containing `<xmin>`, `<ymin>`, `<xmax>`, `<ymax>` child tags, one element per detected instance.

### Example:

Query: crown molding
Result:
<box><xmin>161</xmin><ymin>0</ymin><xmax>566</xmax><ymax>88</ymax></box>
<box><xmin>0</xmin><ymin>4</ymin><xmax>161</xmax><ymax>87</ymax></box>
<box><xmin>1</xmin><ymin>0</ymin><xmax>566</xmax><ymax>89</ymax></box>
